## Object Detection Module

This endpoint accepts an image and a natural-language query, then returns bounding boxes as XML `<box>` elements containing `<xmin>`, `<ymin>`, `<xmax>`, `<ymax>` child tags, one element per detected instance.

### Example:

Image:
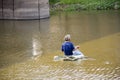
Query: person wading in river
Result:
<box><xmin>61</xmin><ymin>34</ymin><xmax>75</xmax><ymax>56</ymax></box>
<box><xmin>61</xmin><ymin>34</ymin><xmax>84</xmax><ymax>57</ymax></box>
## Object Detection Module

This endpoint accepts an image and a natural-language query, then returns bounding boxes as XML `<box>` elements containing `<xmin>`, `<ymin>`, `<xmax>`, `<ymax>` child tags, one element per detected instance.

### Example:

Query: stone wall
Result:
<box><xmin>0</xmin><ymin>0</ymin><xmax>49</xmax><ymax>19</ymax></box>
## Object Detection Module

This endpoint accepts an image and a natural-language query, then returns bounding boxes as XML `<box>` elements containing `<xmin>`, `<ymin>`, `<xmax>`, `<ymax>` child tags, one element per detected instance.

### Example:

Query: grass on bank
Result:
<box><xmin>49</xmin><ymin>0</ymin><xmax>120</xmax><ymax>12</ymax></box>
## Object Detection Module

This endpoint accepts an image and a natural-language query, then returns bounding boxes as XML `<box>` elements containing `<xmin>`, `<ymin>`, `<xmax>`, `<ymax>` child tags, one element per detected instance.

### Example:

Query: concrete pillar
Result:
<box><xmin>14</xmin><ymin>0</ymin><xmax>39</xmax><ymax>19</ymax></box>
<box><xmin>0</xmin><ymin>0</ymin><xmax>49</xmax><ymax>19</ymax></box>
<box><xmin>0</xmin><ymin>0</ymin><xmax>2</xmax><ymax>19</ymax></box>
<box><xmin>39</xmin><ymin>0</ymin><xmax>49</xmax><ymax>19</ymax></box>
<box><xmin>3</xmin><ymin>0</ymin><xmax>14</xmax><ymax>19</ymax></box>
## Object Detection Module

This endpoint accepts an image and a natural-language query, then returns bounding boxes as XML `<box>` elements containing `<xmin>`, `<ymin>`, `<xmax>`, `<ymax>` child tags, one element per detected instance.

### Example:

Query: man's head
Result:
<box><xmin>64</xmin><ymin>34</ymin><xmax>71</xmax><ymax>41</ymax></box>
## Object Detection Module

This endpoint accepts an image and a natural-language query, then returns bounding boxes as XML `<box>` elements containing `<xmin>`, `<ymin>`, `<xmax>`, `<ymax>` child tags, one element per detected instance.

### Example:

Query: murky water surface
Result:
<box><xmin>0</xmin><ymin>10</ymin><xmax>120</xmax><ymax>80</ymax></box>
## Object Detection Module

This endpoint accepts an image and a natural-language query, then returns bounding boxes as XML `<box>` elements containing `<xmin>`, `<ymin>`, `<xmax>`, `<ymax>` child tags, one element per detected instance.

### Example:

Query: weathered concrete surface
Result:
<box><xmin>0</xmin><ymin>0</ymin><xmax>49</xmax><ymax>19</ymax></box>
<box><xmin>14</xmin><ymin>0</ymin><xmax>39</xmax><ymax>19</ymax></box>
<box><xmin>39</xmin><ymin>0</ymin><xmax>49</xmax><ymax>19</ymax></box>
<box><xmin>0</xmin><ymin>0</ymin><xmax>2</xmax><ymax>19</ymax></box>
<box><xmin>3</xmin><ymin>0</ymin><xmax>14</xmax><ymax>19</ymax></box>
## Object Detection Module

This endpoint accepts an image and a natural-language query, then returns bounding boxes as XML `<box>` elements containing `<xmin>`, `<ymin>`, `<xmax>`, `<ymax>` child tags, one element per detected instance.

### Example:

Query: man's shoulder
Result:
<box><xmin>67</xmin><ymin>41</ymin><xmax>73</xmax><ymax>44</ymax></box>
<box><xmin>62</xmin><ymin>41</ymin><xmax>73</xmax><ymax>45</ymax></box>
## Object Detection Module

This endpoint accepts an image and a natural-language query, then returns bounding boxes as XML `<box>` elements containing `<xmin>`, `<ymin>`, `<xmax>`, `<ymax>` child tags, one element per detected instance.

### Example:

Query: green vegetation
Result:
<box><xmin>49</xmin><ymin>0</ymin><xmax>60</xmax><ymax>4</ymax></box>
<box><xmin>49</xmin><ymin>0</ymin><xmax>120</xmax><ymax>12</ymax></box>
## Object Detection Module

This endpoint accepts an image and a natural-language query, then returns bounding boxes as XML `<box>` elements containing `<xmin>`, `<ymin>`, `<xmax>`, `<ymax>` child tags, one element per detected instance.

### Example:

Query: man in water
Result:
<box><xmin>61</xmin><ymin>34</ymin><xmax>75</xmax><ymax>56</ymax></box>
<box><xmin>61</xmin><ymin>34</ymin><xmax>84</xmax><ymax>57</ymax></box>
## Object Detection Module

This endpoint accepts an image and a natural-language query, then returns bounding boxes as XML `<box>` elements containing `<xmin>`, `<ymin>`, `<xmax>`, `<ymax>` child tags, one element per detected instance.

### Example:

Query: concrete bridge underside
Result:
<box><xmin>0</xmin><ymin>0</ymin><xmax>49</xmax><ymax>19</ymax></box>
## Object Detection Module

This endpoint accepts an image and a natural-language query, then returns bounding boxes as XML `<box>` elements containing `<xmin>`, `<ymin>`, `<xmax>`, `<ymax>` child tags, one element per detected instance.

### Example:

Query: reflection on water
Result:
<box><xmin>0</xmin><ymin>19</ymin><xmax>50</xmax><ymax>68</ymax></box>
<box><xmin>0</xmin><ymin>10</ymin><xmax>120</xmax><ymax>80</ymax></box>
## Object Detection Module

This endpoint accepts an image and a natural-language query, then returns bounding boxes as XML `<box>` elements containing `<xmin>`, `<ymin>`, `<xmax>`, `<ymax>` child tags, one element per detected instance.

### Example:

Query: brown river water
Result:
<box><xmin>0</xmin><ymin>10</ymin><xmax>120</xmax><ymax>80</ymax></box>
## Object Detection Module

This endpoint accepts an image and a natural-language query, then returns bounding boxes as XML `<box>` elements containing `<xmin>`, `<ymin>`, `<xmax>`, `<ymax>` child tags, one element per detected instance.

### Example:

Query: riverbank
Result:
<box><xmin>50</xmin><ymin>0</ymin><xmax>120</xmax><ymax>13</ymax></box>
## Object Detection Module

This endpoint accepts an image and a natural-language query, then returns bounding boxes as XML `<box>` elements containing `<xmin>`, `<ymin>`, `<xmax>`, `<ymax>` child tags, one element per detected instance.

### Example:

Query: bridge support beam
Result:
<box><xmin>0</xmin><ymin>0</ymin><xmax>49</xmax><ymax>19</ymax></box>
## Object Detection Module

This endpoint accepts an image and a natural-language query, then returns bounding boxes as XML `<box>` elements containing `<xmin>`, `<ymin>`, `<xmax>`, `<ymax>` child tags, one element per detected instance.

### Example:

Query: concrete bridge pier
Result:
<box><xmin>0</xmin><ymin>0</ymin><xmax>49</xmax><ymax>19</ymax></box>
